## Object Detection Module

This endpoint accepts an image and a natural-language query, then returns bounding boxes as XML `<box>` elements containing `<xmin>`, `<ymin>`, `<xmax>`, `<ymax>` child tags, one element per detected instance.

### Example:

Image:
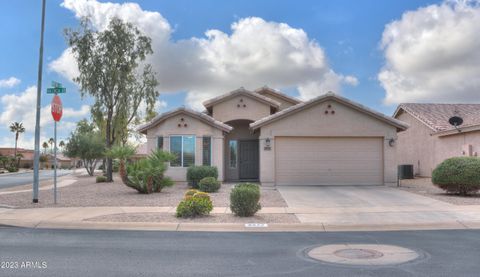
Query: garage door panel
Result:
<box><xmin>275</xmin><ymin>137</ymin><xmax>383</xmax><ymax>186</ymax></box>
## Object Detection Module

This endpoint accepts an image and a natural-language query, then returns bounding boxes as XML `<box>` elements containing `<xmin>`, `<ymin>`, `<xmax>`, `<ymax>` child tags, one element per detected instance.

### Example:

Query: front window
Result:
<box><xmin>202</xmin><ymin>137</ymin><xmax>211</xmax><ymax>166</ymax></box>
<box><xmin>170</xmin><ymin>135</ymin><xmax>196</xmax><ymax>167</ymax></box>
<box><xmin>229</xmin><ymin>140</ymin><xmax>237</xmax><ymax>168</ymax></box>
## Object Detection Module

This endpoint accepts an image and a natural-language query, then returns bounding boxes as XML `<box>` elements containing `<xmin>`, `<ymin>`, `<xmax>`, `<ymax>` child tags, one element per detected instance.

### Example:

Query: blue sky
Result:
<box><xmin>1</xmin><ymin>0</ymin><xmax>479</xmax><ymax>149</ymax></box>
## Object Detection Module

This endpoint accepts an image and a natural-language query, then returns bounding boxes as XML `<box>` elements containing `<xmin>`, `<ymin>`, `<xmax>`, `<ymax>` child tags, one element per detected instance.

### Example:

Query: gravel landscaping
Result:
<box><xmin>397</xmin><ymin>177</ymin><xmax>480</xmax><ymax>205</ymax></box>
<box><xmin>85</xmin><ymin>212</ymin><xmax>299</xmax><ymax>223</ymax></box>
<box><xmin>0</xmin><ymin>173</ymin><xmax>288</xmax><ymax>208</ymax></box>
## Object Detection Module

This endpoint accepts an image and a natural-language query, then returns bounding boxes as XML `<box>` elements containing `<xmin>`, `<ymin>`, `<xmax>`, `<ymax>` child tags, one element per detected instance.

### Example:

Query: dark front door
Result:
<box><xmin>239</xmin><ymin>140</ymin><xmax>259</xmax><ymax>180</ymax></box>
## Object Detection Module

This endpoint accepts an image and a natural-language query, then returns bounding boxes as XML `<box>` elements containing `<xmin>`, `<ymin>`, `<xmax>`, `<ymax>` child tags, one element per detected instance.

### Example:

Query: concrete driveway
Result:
<box><xmin>278</xmin><ymin>185</ymin><xmax>480</xmax><ymax>227</ymax></box>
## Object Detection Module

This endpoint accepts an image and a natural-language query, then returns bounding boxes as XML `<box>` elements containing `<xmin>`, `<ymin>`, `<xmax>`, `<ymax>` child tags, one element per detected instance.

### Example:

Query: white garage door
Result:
<box><xmin>275</xmin><ymin>137</ymin><xmax>383</xmax><ymax>186</ymax></box>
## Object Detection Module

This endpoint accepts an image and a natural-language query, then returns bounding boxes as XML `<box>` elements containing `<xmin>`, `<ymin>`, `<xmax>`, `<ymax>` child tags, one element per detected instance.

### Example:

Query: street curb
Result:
<box><xmin>1</xmin><ymin>219</ymin><xmax>480</xmax><ymax>232</ymax></box>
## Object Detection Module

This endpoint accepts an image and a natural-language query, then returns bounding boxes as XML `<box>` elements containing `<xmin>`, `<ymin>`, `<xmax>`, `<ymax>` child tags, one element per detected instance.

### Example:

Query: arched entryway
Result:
<box><xmin>224</xmin><ymin>119</ymin><xmax>260</xmax><ymax>182</ymax></box>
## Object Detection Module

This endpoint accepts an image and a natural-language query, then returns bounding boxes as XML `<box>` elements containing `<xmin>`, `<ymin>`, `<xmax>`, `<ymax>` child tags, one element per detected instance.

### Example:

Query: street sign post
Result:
<box><xmin>50</xmin><ymin>84</ymin><xmax>64</xmax><ymax>204</ymax></box>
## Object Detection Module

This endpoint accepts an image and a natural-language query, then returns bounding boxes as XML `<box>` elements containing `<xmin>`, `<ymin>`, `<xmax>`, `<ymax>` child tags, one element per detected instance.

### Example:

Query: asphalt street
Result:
<box><xmin>0</xmin><ymin>228</ymin><xmax>479</xmax><ymax>276</ymax></box>
<box><xmin>0</xmin><ymin>170</ymin><xmax>71</xmax><ymax>189</ymax></box>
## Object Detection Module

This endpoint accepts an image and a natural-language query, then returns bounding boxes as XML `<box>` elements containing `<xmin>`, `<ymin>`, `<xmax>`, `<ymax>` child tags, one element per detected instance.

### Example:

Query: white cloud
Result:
<box><xmin>51</xmin><ymin>0</ymin><xmax>357</xmax><ymax>110</ymax></box>
<box><xmin>0</xmin><ymin>86</ymin><xmax>90</xmax><ymax>149</ymax></box>
<box><xmin>379</xmin><ymin>0</ymin><xmax>480</xmax><ymax>105</ymax></box>
<box><xmin>0</xmin><ymin>77</ymin><xmax>21</xmax><ymax>88</ymax></box>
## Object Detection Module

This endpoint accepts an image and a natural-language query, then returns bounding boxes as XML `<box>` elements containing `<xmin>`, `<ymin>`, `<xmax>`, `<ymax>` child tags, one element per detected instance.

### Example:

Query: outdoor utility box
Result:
<box><xmin>398</xmin><ymin>164</ymin><xmax>414</xmax><ymax>179</ymax></box>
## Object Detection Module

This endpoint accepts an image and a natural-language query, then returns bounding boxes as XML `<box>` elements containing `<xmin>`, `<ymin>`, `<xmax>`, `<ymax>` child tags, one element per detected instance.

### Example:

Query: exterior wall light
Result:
<box><xmin>388</xmin><ymin>138</ymin><xmax>396</xmax><ymax>147</ymax></box>
<box><xmin>264</xmin><ymin>138</ymin><xmax>271</xmax><ymax>150</ymax></box>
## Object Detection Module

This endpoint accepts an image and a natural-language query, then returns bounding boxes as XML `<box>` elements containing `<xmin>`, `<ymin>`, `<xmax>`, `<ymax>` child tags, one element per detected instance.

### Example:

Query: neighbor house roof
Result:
<box><xmin>250</xmin><ymin>92</ymin><xmax>409</xmax><ymax>131</ymax></box>
<box><xmin>254</xmin><ymin>86</ymin><xmax>302</xmax><ymax>105</ymax></box>
<box><xmin>203</xmin><ymin>87</ymin><xmax>281</xmax><ymax>109</ymax></box>
<box><xmin>393</xmin><ymin>103</ymin><xmax>480</xmax><ymax>134</ymax></box>
<box><xmin>137</xmin><ymin>107</ymin><xmax>233</xmax><ymax>134</ymax></box>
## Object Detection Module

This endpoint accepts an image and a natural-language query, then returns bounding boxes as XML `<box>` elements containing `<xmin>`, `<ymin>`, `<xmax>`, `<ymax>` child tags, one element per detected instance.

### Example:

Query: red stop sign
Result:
<box><xmin>51</xmin><ymin>95</ymin><xmax>63</xmax><ymax>122</ymax></box>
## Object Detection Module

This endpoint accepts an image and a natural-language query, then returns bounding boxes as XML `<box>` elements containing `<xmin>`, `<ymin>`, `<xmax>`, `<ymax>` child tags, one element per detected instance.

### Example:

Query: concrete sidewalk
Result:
<box><xmin>1</xmin><ymin>205</ymin><xmax>480</xmax><ymax>232</ymax></box>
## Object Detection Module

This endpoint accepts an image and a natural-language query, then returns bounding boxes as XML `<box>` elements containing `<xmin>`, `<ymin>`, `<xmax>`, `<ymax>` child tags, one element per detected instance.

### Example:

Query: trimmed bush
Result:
<box><xmin>176</xmin><ymin>191</ymin><xmax>213</xmax><ymax>218</ymax></box>
<box><xmin>432</xmin><ymin>157</ymin><xmax>480</xmax><ymax>195</ymax></box>
<box><xmin>230</xmin><ymin>183</ymin><xmax>261</xmax><ymax>217</ymax></box>
<box><xmin>96</xmin><ymin>176</ymin><xmax>107</xmax><ymax>183</ymax></box>
<box><xmin>184</xmin><ymin>189</ymin><xmax>200</xmax><ymax>199</ymax></box>
<box><xmin>198</xmin><ymin>177</ymin><xmax>221</xmax><ymax>193</ymax></box>
<box><xmin>187</xmin><ymin>166</ymin><xmax>218</xmax><ymax>188</ymax></box>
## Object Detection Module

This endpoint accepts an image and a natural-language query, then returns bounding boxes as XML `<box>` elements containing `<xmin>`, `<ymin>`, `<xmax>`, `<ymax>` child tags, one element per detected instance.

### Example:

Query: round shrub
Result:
<box><xmin>230</xmin><ymin>183</ymin><xmax>261</xmax><ymax>217</ymax></box>
<box><xmin>184</xmin><ymin>189</ymin><xmax>200</xmax><ymax>199</ymax></box>
<box><xmin>198</xmin><ymin>177</ymin><xmax>221</xmax><ymax>193</ymax></box>
<box><xmin>432</xmin><ymin>157</ymin><xmax>480</xmax><ymax>195</ymax></box>
<box><xmin>96</xmin><ymin>176</ymin><xmax>107</xmax><ymax>183</ymax></box>
<box><xmin>186</xmin><ymin>166</ymin><xmax>218</xmax><ymax>188</ymax></box>
<box><xmin>176</xmin><ymin>192</ymin><xmax>213</xmax><ymax>218</ymax></box>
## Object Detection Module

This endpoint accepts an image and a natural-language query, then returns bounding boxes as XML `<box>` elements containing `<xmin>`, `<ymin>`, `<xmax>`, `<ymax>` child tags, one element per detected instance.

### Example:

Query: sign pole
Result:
<box><xmin>33</xmin><ymin>0</ymin><xmax>46</xmax><ymax>203</ymax></box>
<box><xmin>54</xmin><ymin>118</ymin><xmax>57</xmax><ymax>204</ymax></box>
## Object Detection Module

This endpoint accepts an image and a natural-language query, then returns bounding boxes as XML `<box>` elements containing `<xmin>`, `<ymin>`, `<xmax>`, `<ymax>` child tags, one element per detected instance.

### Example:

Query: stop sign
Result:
<box><xmin>51</xmin><ymin>95</ymin><xmax>63</xmax><ymax>122</ymax></box>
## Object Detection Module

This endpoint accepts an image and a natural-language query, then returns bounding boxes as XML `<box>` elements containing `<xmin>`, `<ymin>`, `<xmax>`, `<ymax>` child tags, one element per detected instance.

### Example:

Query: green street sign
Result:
<box><xmin>51</xmin><ymin>81</ymin><xmax>62</xmax><ymax>88</ymax></box>
<box><xmin>47</xmin><ymin>87</ymin><xmax>66</xmax><ymax>94</ymax></box>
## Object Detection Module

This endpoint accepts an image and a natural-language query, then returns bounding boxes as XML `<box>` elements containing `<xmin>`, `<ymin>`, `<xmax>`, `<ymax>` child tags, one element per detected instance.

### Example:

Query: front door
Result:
<box><xmin>239</xmin><ymin>140</ymin><xmax>259</xmax><ymax>180</ymax></box>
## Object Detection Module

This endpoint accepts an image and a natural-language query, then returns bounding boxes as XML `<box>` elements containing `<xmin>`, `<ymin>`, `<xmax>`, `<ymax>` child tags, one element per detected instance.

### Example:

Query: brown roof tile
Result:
<box><xmin>395</xmin><ymin>103</ymin><xmax>480</xmax><ymax>132</ymax></box>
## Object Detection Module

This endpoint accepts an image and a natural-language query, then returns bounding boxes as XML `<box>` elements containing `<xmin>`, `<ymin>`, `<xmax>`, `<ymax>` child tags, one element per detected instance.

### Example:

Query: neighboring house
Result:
<box><xmin>394</xmin><ymin>103</ymin><xmax>480</xmax><ymax>177</ymax></box>
<box><xmin>0</xmin><ymin>147</ymin><xmax>34</xmax><ymax>168</ymax></box>
<box><xmin>138</xmin><ymin>86</ymin><xmax>408</xmax><ymax>186</ymax></box>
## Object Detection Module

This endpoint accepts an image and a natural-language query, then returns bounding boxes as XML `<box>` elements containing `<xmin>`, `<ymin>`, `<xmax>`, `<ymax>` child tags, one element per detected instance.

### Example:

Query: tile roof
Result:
<box><xmin>394</xmin><ymin>103</ymin><xmax>480</xmax><ymax>132</ymax></box>
<box><xmin>202</xmin><ymin>87</ymin><xmax>281</xmax><ymax>109</ymax></box>
<box><xmin>254</xmin><ymin>86</ymin><xmax>301</xmax><ymax>105</ymax></box>
<box><xmin>136</xmin><ymin>107</ymin><xmax>233</xmax><ymax>134</ymax></box>
<box><xmin>250</xmin><ymin>92</ymin><xmax>408</xmax><ymax>131</ymax></box>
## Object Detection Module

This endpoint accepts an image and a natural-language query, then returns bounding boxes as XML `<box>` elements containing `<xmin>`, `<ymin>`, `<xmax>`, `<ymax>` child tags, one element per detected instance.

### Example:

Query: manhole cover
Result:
<box><xmin>334</xmin><ymin>249</ymin><xmax>383</xmax><ymax>259</ymax></box>
<box><xmin>307</xmin><ymin>244</ymin><xmax>420</xmax><ymax>266</ymax></box>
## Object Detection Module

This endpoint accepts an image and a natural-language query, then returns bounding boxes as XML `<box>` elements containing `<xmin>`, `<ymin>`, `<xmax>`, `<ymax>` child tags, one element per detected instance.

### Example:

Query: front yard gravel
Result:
<box><xmin>85</xmin><ymin>212</ymin><xmax>299</xmax><ymax>223</ymax></box>
<box><xmin>0</xmin><ymin>173</ymin><xmax>288</xmax><ymax>208</ymax></box>
<box><xmin>397</xmin><ymin>177</ymin><xmax>480</xmax><ymax>205</ymax></box>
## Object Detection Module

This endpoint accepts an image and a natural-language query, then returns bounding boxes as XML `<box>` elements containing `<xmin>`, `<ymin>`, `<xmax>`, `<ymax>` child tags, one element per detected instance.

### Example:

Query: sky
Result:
<box><xmin>1</xmin><ymin>0</ymin><xmax>480</xmax><ymax>149</ymax></box>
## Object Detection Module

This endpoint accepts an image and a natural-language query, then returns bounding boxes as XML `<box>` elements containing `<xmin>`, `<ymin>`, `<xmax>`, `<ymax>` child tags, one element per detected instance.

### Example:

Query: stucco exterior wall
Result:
<box><xmin>258</xmin><ymin>91</ymin><xmax>297</xmax><ymax>110</ymax></box>
<box><xmin>396</xmin><ymin>112</ymin><xmax>480</xmax><ymax>177</ymax></box>
<box><xmin>146</xmin><ymin>113</ymin><xmax>225</xmax><ymax>182</ymax></box>
<box><xmin>257</xmin><ymin>100</ymin><xmax>399</xmax><ymax>186</ymax></box>
<box><xmin>395</xmin><ymin>112</ymin><xmax>435</xmax><ymax>176</ymax></box>
<box><xmin>211</xmin><ymin>95</ymin><xmax>272</xmax><ymax>123</ymax></box>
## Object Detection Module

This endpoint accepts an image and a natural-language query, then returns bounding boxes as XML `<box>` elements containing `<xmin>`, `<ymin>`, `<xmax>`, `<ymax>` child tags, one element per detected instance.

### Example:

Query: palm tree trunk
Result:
<box><xmin>14</xmin><ymin>133</ymin><xmax>18</xmax><ymax>158</ymax></box>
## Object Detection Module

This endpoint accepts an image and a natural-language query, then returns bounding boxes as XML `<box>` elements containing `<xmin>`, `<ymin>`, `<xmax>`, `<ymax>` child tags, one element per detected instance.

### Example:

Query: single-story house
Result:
<box><xmin>0</xmin><ymin>147</ymin><xmax>34</xmax><ymax>169</ymax></box>
<box><xmin>137</xmin><ymin>86</ymin><xmax>408</xmax><ymax>186</ymax></box>
<box><xmin>394</xmin><ymin>103</ymin><xmax>480</xmax><ymax>177</ymax></box>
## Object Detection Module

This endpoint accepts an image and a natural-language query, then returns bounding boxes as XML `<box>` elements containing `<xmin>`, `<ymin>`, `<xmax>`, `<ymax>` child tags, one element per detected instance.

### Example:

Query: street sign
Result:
<box><xmin>51</xmin><ymin>81</ymin><xmax>62</xmax><ymax>88</ymax></box>
<box><xmin>47</xmin><ymin>87</ymin><xmax>66</xmax><ymax>94</ymax></box>
<box><xmin>51</xmin><ymin>95</ymin><xmax>63</xmax><ymax>122</ymax></box>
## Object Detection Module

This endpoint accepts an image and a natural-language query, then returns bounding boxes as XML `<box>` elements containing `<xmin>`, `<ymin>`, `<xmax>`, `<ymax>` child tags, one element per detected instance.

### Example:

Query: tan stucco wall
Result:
<box><xmin>258</xmin><ymin>91</ymin><xmax>297</xmax><ymax>110</ymax></box>
<box><xmin>146</xmin><ymin>113</ymin><xmax>225</xmax><ymax>182</ymax></box>
<box><xmin>395</xmin><ymin>112</ymin><xmax>435</xmax><ymax>176</ymax></box>
<box><xmin>257</xmin><ymin>100</ymin><xmax>399</xmax><ymax>186</ymax></box>
<box><xmin>396</xmin><ymin>112</ymin><xmax>480</xmax><ymax>177</ymax></box>
<box><xmin>211</xmin><ymin>95</ymin><xmax>272</xmax><ymax>123</ymax></box>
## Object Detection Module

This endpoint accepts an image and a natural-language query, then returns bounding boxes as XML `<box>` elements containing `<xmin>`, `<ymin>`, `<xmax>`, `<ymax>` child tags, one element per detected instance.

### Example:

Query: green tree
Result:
<box><xmin>48</xmin><ymin>137</ymin><xmax>54</xmax><ymax>154</ymax></box>
<box><xmin>9</xmin><ymin>122</ymin><xmax>25</xmax><ymax>158</ymax></box>
<box><xmin>65</xmin><ymin>17</ymin><xmax>159</xmax><ymax>182</ymax></box>
<box><xmin>42</xmin><ymin>142</ymin><xmax>49</xmax><ymax>154</ymax></box>
<box><xmin>64</xmin><ymin>121</ymin><xmax>105</xmax><ymax>176</ymax></box>
<box><xmin>59</xmin><ymin>140</ymin><xmax>65</xmax><ymax>152</ymax></box>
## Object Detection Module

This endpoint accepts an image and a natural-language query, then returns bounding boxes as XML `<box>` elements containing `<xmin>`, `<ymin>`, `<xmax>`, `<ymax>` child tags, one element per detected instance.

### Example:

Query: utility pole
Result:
<box><xmin>33</xmin><ymin>0</ymin><xmax>46</xmax><ymax>203</ymax></box>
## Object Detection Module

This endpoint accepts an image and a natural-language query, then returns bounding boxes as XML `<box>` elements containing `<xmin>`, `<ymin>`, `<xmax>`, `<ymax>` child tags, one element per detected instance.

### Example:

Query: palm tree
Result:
<box><xmin>59</xmin><ymin>140</ymin><xmax>65</xmax><ymax>152</ymax></box>
<box><xmin>9</xmin><ymin>122</ymin><xmax>25</xmax><ymax>158</ymax></box>
<box><xmin>48</xmin><ymin>138</ymin><xmax>54</xmax><ymax>154</ymax></box>
<box><xmin>42</xmin><ymin>142</ymin><xmax>49</xmax><ymax>154</ymax></box>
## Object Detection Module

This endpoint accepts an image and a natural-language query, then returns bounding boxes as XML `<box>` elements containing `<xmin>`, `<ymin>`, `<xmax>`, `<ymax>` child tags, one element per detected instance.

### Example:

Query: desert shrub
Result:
<box><xmin>112</xmin><ymin>159</ymin><xmax>119</xmax><ymax>172</ymax></box>
<box><xmin>230</xmin><ymin>183</ymin><xmax>261</xmax><ymax>217</ymax></box>
<box><xmin>198</xmin><ymin>177</ymin><xmax>221</xmax><ymax>193</ymax></box>
<box><xmin>6</xmin><ymin>166</ymin><xmax>18</xmax><ymax>173</ymax></box>
<box><xmin>124</xmin><ymin>150</ymin><xmax>175</xmax><ymax>194</ymax></box>
<box><xmin>186</xmin><ymin>166</ymin><xmax>218</xmax><ymax>188</ymax></box>
<box><xmin>96</xmin><ymin>176</ymin><xmax>107</xmax><ymax>183</ymax></box>
<box><xmin>432</xmin><ymin>157</ymin><xmax>480</xmax><ymax>195</ymax></box>
<box><xmin>176</xmin><ymin>191</ymin><xmax>213</xmax><ymax>218</ymax></box>
<box><xmin>184</xmin><ymin>189</ymin><xmax>200</xmax><ymax>199</ymax></box>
